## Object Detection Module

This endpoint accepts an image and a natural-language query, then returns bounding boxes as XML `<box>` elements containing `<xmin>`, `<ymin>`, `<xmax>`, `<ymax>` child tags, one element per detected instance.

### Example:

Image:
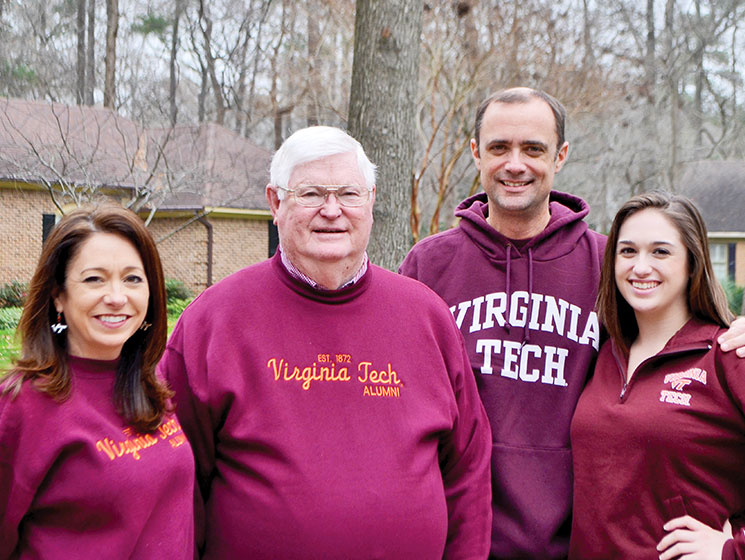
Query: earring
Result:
<box><xmin>139</xmin><ymin>320</ymin><xmax>152</xmax><ymax>331</ymax></box>
<box><xmin>51</xmin><ymin>312</ymin><xmax>67</xmax><ymax>334</ymax></box>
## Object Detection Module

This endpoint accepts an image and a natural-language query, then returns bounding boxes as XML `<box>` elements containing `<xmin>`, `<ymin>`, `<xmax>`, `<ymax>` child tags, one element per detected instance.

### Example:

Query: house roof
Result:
<box><xmin>147</xmin><ymin>122</ymin><xmax>271</xmax><ymax>211</ymax></box>
<box><xmin>0</xmin><ymin>97</ymin><xmax>271</xmax><ymax>212</ymax></box>
<box><xmin>679</xmin><ymin>160</ymin><xmax>745</xmax><ymax>234</ymax></box>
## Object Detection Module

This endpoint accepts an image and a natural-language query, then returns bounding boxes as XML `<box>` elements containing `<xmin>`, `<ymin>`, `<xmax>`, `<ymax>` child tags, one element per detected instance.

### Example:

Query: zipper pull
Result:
<box><xmin>620</xmin><ymin>383</ymin><xmax>627</xmax><ymax>400</ymax></box>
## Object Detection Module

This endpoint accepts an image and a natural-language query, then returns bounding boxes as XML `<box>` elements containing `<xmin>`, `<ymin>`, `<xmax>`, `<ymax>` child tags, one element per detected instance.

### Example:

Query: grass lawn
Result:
<box><xmin>0</xmin><ymin>328</ymin><xmax>18</xmax><ymax>371</ymax></box>
<box><xmin>0</xmin><ymin>318</ymin><xmax>181</xmax><ymax>372</ymax></box>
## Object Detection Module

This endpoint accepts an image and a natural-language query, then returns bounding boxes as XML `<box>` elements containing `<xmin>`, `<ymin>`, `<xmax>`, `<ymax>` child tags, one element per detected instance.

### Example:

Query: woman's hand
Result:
<box><xmin>657</xmin><ymin>515</ymin><xmax>732</xmax><ymax>559</ymax></box>
<box><xmin>718</xmin><ymin>316</ymin><xmax>745</xmax><ymax>357</ymax></box>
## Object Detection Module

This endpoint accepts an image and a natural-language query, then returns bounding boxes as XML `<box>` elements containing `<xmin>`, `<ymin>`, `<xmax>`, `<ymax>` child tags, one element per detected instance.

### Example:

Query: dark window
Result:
<box><xmin>268</xmin><ymin>221</ymin><xmax>279</xmax><ymax>257</ymax></box>
<box><xmin>729</xmin><ymin>243</ymin><xmax>736</xmax><ymax>281</ymax></box>
<box><xmin>42</xmin><ymin>214</ymin><xmax>56</xmax><ymax>244</ymax></box>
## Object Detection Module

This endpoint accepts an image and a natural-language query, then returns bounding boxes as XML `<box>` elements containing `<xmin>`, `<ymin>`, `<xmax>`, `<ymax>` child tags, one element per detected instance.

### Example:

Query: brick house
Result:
<box><xmin>0</xmin><ymin>98</ymin><xmax>275</xmax><ymax>295</ymax></box>
<box><xmin>679</xmin><ymin>160</ymin><xmax>745</xmax><ymax>288</ymax></box>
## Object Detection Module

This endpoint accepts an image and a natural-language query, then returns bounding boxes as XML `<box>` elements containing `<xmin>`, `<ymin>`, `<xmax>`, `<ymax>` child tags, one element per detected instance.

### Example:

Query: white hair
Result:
<box><xmin>269</xmin><ymin>126</ymin><xmax>377</xmax><ymax>197</ymax></box>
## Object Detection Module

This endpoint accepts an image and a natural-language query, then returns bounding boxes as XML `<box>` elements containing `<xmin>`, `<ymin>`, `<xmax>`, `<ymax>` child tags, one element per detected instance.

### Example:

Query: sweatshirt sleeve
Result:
<box><xmin>398</xmin><ymin>248</ymin><xmax>418</xmax><ymax>278</ymax></box>
<box><xmin>0</xmin><ymin>394</ymin><xmax>35</xmax><ymax>560</ymax></box>
<box><xmin>722</xmin><ymin>534</ymin><xmax>745</xmax><ymax>560</ymax></box>
<box><xmin>159</xmin><ymin>319</ymin><xmax>214</xmax><ymax>553</ymax></box>
<box><xmin>719</xmin><ymin>348</ymin><xmax>745</xmax><ymax>560</ymax></box>
<box><xmin>722</xmin><ymin>512</ymin><xmax>745</xmax><ymax>560</ymax></box>
<box><xmin>439</xmin><ymin>325</ymin><xmax>493</xmax><ymax>559</ymax></box>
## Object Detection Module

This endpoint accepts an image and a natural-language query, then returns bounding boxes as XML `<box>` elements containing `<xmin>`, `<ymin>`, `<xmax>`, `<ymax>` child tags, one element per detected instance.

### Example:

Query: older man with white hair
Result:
<box><xmin>161</xmin><ymin>125</ymin><xmax>492</xmax><ymax>559</ymax></box>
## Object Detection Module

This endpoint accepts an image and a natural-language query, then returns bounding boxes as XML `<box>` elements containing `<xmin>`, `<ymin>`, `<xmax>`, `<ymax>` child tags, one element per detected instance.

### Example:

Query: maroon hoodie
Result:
<box><xmin>400</xmin><ymin>191</ymin><xmax>606</xmax><ymax>558</ymax></box>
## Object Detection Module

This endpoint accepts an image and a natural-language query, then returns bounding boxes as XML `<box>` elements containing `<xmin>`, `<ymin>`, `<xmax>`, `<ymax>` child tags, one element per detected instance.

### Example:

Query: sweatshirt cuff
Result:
<box><xmin>722</xmin><ymin>536</ymin><xmax>745</xmax><ymax>560</ymax></box>
<box><xmin>722</xmin><ymin>538</ymin><xmax>734</xmax><ymax>560</ymax></box>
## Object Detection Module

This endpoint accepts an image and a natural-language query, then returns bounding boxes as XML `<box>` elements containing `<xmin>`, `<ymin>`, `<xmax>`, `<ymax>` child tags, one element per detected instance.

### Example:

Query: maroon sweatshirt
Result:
<box><xmin>160</xmin><ymin>253</ymin><xmax>492</xmax><ymax>559</ymax></box>
<box><xmin>0</xmin><ymin>355</ymin><xmax>195</xmax><ymax>559</ymax></box>
<box><xmin>570</xmin><ymin>318</ymin><xmax>745</xmax><ymax>559</ymax></box>
<box><xmin>400</xmin><ymin>191</ymin><xmax>606</xmax><ymax>558</ymax></box>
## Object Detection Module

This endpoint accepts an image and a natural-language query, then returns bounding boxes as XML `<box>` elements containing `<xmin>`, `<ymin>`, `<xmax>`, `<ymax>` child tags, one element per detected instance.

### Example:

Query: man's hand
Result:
<box><xmin>718</xmin><ymin>316</ymin><xmax>745</xmax><ymax>357</ymax></box>
<box><xmin>657</xmin><ymin>515</ymin><xmax>732</xmax><ymax>560</ymax></box>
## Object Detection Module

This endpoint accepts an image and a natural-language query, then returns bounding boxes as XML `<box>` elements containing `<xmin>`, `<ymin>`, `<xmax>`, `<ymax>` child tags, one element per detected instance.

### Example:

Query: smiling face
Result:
<box><xmin>267</xmin><ymin>151</ymin><xmax>374</xmax><ymax>288</ymax></box>
<box><xmin>54</xmin><ymin>232</ymin><xmax>149</xmax><ymax>360</ymax></box>
<box><xmin>614</xmin><ymin>209</ymin><xmax>690</xmax><ymax>325</ymax></box>
<box><xmin>471</xmin><ymin>97</ymin><xmax>568</xmax><ymax>237</ymax></box>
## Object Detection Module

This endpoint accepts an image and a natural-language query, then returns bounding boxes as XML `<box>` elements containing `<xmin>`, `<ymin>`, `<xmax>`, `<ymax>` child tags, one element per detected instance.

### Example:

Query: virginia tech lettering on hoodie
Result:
<box><xmin>400</xmin><ymin>190</ymin><xmax>607</xmax><ymax>559</ymax></box>
<box><xmin>451</xmin><ymin>290</ymin><xmax>600</xmax><ymax>385</ymax></box>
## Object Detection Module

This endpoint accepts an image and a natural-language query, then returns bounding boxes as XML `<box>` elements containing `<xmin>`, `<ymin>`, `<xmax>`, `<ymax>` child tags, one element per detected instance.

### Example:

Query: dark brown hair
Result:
<box><xmin>473</xmin><ymin>87</ymin><xmax>567</xmax><ymax>156</ymax></box>
<box><xmin>3</xmin><ymin>204</ymin><xmax>171</xmax><ymax>432</ymax></box>
<box><xmin>597</xmin><ymin>191</ymin><xmax>732</xmax><ymax>354</ymax></box>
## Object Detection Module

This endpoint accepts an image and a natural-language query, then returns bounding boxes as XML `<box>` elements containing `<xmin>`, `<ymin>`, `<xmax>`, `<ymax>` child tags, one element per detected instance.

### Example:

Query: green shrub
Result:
<box><xmin>165</xmin><ymin>278</ymin><xmax>191</xmax><ymax>303</ymax></box>
<box><xmin>723</xmin><ymin>280</ymin><xmax>744</xmax><ymax>316</ymax></box>
<box><xmin>166</xmin><ymin>298</ymin><xmax>192</xmax><ymax>317</ymax></box>
<box><xmin>0</xmin><ymin>307</ymin><xmax>22</xmax><ymax>330</ymax></box>
<box><xmin>0</xmin><ymin>281</ymin><xmax>28</xmax><ymax>308</ymax></box>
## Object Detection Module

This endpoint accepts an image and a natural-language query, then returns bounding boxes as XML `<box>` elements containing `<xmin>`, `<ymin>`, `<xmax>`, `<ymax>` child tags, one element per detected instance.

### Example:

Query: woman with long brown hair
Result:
<box><xmin>570</xmin><ymin>191</ymin><xmax>745</xmax><ymax>559</ymax></box>
<box><xmin>0</xmin><ymin>205</ymin><xmax>194</xmax><ymax>559</ymax></box>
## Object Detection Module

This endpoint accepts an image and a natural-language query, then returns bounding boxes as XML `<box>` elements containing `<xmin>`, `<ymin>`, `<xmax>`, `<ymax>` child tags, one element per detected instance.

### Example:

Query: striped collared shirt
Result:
<box><xmin>279</xmin><ymin>247</ymin><xmax>369</xmax><ymax>290</ymax></box>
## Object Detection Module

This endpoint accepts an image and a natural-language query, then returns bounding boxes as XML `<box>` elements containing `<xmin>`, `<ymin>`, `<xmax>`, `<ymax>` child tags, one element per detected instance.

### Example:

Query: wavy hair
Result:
<box><xmin>2</xmin><ymin>204</ymin><xmax>171</xmax><ymax>432</ymax></box>
<box><xmin>269</xmin><ymin>125</ymin><xmax>377</xmax><ymax>192</ymax></box>
<box><xmin>597</xmin><ymin>191</ymin><xmax>732</xmax><ymax>354</ymax></box>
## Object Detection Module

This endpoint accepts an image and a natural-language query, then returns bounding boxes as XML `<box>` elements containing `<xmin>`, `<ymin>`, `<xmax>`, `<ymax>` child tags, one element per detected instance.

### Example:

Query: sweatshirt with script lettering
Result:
<box><xmin>0</xmin><ymin>355</ymin><xmax>195</xmax><ymax>559</ymax></box>
<box><xmin>160</xmin><ymin>251</ymin><xmax>492</xmax><ymax>560</ymax></box>
<box><xmin>570</xmin><ymin>318</ymin><xmax>745</xmax><ymax>559</ymax></box>
<box><xmin>399</xmin><ymin>190</ymin><xmax>606</xmax><ymax>559</ymax></box>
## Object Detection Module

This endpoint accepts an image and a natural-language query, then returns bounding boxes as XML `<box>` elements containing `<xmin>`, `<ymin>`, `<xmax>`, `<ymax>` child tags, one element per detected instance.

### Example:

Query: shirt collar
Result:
<box><xmin>279</xmin><ymin>247</ymin><xmax>369</xmax><ymax>290</ymax></box>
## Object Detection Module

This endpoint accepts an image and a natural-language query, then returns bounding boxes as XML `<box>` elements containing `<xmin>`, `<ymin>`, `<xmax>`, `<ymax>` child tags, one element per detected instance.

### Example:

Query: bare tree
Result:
<box><xmin>0</xmin><ymin>99</ymin><xmax>263</xmax><ymax>225</ymax></box>
<box><xmin>305</xmin><ymin>0</ymin><xmax>322</xmax><ymax>126</ymax></box>
<box><xmin>197</xmin><ymin>0</ymin><xmax>226</xmax><ymax>125</ymax></box>
<box><xmin>104</xmin><ymin>0</ymin><xmax>118</xmax><ymax>109</ymax></box>
<box><xmin>85</xmin><ymin>0</ymin><xmax>95</xmax><ymax>105</ymax></box>
<box><xmin>170</xmin><ymin>0</ymin><xmax>184</xmax><ymax>125</ymax></box>
<box><xmin>348</xmin><ymin>0</ymin><xmax>424</xmax><ymax>270</ymax></box>
<box><xmin>3</xmin><ymin>0</ymin><xmax>745</xmax><ymax>246</ymax></box>
<box><xmin>76</xmin><ymin>0</ymin><xmax>85</xmax><ymax>104</ymax></box>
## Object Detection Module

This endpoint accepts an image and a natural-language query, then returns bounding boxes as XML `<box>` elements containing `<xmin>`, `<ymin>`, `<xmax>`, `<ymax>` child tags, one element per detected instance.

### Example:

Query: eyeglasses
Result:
<box><xmin>277</xmin><ymin>185</ymin><xmax>372</xmax><ymax>207</ymax></box>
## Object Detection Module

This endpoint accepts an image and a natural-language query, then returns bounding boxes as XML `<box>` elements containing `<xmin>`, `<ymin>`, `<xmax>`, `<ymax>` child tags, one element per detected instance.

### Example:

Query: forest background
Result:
<box><xmin>1</xmin><ymin>0</ymin><xmax>744</xmax><ymax>253</ymax></box>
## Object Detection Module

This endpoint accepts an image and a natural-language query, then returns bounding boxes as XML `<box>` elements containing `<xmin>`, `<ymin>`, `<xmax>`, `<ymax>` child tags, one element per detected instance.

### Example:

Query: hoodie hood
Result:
<box><xmin>455</xmin><ymin>190</ymin><xmax>591</xmax><ymax>263</ymax></box>
<box><xmin>454</xmin><ymin>190</ymin><xmax>595</xmax><ymax>342</ymax></box>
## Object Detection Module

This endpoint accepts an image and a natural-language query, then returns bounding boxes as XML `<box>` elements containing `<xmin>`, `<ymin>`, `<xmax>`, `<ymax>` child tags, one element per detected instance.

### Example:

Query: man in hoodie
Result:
<box><xmin>399</xmin><ymin>87</ymin><xmax>745</xmax><ymax>558</ymax></box>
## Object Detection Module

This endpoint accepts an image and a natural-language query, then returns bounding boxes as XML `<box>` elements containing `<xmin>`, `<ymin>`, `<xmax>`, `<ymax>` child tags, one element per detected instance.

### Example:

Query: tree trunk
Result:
<box><xmin>664</xmin><ymin>0</ymin><xmax>678</xmax><ymax>191</ymax></box>
<box><xmin>104</xmin><ymin>0</ymin><xmax>118</xmax><ymax>109</ymax></box>
<box><xmin>270</xmin><ymin>0</ymin><xmax>290</xmax><ymax>148</ymax></box>
<box><xmin>245</xmin><ymin>2</ymin><xmax>271</xmax><ymax>136</ymax></box>
<box><xmin>234</xmin><ymin>16</ymin><xmax>251</xmax><ymax>134</ymax></box>
<box><xmin>459</xmin><ymin>0</ymin><xmax>480</xmax><ymax>72</ymax></box>
<box><xmin>693</xmin><ymin>0</ymin><xmax>704</xmax><ymax>150</ymax></box>
<box><xmin>306</xmin><ymin>0</ymin><xmax>322</xmax><ymax>126</ymax></box>
<box><xmin>644</xmin><ymin>0</ymin><xmax>656</xmax><ymax>102</ymax></box>
<box><xmin>170</xmin><ymin>0</ymin><xmax>183</xmax><ymax>125</ymax></box>
<box><xmin>198</xmin><ymin>62</ymin><xmax>208</xmax><ymax>123</ymax></box>
<box><xmin>582</xmin><ymin>0</ymin><xmax>595</xmax><ymax>70</ymax></box>
<box><xmin>85</xmin><ymin>0</ymin><xmax>95</xmax><ymax>105</ymax></box>
<box><xmin>348</xmin><ymin>0</ymin><xmax>424</xmax><ymax>270</ymax></box>
<box><xmin>76</xmin><ymin>0</ymin><xmax>85</xmax><ymax>105</ymax></box>
<box><xmin>198</xmin><ymin>0</ymin><xmax>226</xmax><ymax>125</ymax></box>
<box><xmin>85</xmin><ymin>0</ymin><xmax>96</xmax><ymax>106</ymax></box>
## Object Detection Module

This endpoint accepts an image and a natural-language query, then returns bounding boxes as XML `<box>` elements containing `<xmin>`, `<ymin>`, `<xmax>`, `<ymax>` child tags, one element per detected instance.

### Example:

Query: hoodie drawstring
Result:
<box><xmin>504</xmin><ymin>244</ymin><xmax>534</xmax><ymax>343</ymax></box>
<box><xmin>524</xmin><ymin>247</ymin><xmax>534</xmax><ymax>345</ymax></box>
<box><xmin>505</xmin><ymin>244</ymin><xmax>511</xmax><ymax>334</ymax></box>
